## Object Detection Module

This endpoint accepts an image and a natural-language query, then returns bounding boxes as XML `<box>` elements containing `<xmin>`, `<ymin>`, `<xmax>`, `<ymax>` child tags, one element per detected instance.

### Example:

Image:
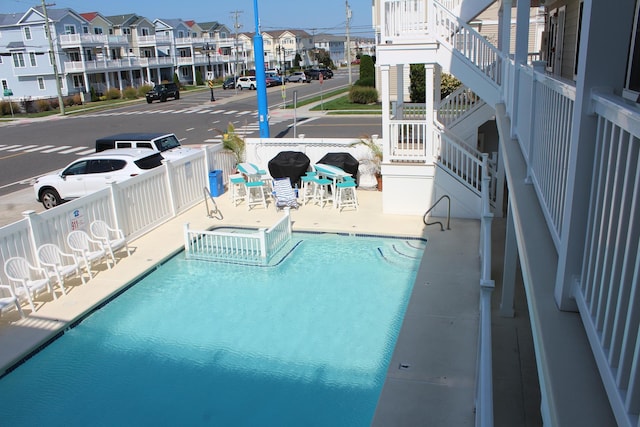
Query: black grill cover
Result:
<box><xmin>268</xmin><ymin>151</ymin><xmax>311</xmax><ymax>187</ymax></box>
<box><xmin>317</xmin><ymin>152</ymin><xmax>359</xmax><ymax>182</ymax></box>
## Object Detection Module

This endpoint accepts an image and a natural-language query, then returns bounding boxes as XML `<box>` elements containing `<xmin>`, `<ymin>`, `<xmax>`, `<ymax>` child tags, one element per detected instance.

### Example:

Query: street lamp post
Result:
<box><xmin>206</xmin><ymin>43</ymin><xmax>216</xmax><ymax>102</ymax></box>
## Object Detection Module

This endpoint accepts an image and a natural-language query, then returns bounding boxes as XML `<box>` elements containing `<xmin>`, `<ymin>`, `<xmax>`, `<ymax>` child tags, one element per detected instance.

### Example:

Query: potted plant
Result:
<box><xmin>351</xmin><ymin>135</ymin><xmax>383</xmax><ymax>191</ymax></box>
<box><xmin>219</xmin><ymin>122</ymin><xmax>245</xmax><ymax>168</ymax></box>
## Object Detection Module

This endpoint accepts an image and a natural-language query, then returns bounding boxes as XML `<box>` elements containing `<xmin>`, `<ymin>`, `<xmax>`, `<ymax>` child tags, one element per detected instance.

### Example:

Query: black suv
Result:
<box><xmin>304</xmin><ymin>68</ymin><xmax>333</xmax><ymax>80</ymax></box>
<box><xmin>145</xmin><ymin>83</ymin><xmax>180</xmax><ymax>103</ymax></box>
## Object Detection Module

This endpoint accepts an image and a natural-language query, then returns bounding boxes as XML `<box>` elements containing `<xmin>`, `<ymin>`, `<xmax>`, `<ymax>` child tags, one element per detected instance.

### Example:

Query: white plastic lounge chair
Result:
<box><xmin>0</xmin><ymin>283</ymin><xmax>25</xmax><ymax>319</ymax></box>
<box><xmin>38</xmin><ymin>243</ymin><xmax>85</xmax><ymax>292</ymax></box>
<box><xmin>90</xmin><ymin>220</ymin><xmax>131</xmax><ymax>264</ymax></box>
<box><xmin>272</xmin><ymin>178</ymin><xmax>299</xmax><ymax>210</ymax></box>
<box><xmin>67</xmin><ymin>230</ymin><xmax>112</xmax><ymax>280</ymax></box>
<box><xmin>4</xmin><ymin>256</ymin><xmax>55</xmax><ymax>312</ymax></box>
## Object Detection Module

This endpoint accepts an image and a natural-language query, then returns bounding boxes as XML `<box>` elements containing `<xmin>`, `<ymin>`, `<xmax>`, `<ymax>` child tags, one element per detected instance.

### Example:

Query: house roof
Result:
<box><xmin>0</xmin><ymin>13</ymin><xmax>23</xmax><ymax>27</ymax></box>
<box><xmin>80</xmin><ymin>12</ymin><xmax>99</xmax><ymax>22</ymax></box>
<box><xmin>106</xmin><ymin>14</ymin><xmax>138</xmax><ymax>26</ymax></box>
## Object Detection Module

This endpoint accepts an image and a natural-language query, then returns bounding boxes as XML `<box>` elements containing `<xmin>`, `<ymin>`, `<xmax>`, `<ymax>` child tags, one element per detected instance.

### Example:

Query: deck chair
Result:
<box><xmin>38</xmin><ymin>243</ymin><xmax>85</xmax><ymax>293</ymax></box>
<box><xmin>90</xmin><ymin>220</ymin><xmax>131</xmax><ymax>264</ymax></box>
<box><xmin>271</xmin><ymin>178</ymin><xmax>299</xmax><ymax>210</ymax></box>
<box><xmin>0</xmin><ymin>282</ymin><xmax>25</xmax><ymax>319</ymax></box>
<box><xmin>4</xmin><ymin>256</ymin><xmax>55</xmax><ymax>312</ymax></box>
<box><xmin>67</xmin><ymin>230</ymin><xmax>112</xmax><ymax>280</ymax></box>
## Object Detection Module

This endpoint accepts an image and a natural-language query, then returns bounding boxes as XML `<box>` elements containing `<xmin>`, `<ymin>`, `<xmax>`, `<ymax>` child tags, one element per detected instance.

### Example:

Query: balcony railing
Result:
<box><xmin>58</xmin><ymin>34</ymin><xmax>128</xmax><ymax>46</ymax></box>
<box><xmin>137</xmin><ymin>35</ymin><xmax>171</xmax><ymax>45</ymax></box>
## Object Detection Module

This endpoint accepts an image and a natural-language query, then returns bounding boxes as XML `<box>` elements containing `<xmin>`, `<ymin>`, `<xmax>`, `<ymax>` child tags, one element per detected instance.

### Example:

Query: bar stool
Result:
<box><xmin>229</xmin><ymin>173</ymin><xmax>247</xmax><ymax>207</ymax></box>
<box><xmin>312</xmin><ymin>176</ymin><xmax>333</xmax><ymax>208</ymax></box>
<box><xmin>300</xmin><ymin>172</ymin><xmax>317</xmax><ymax>205</ymax></box>
<box><xmin>245</xmin><ymin>180</ymin><xmax>267</xmax><ymax>210</ymax></box>
<box><xmin>336</xmin><ymin>180</ymin><xmax>358</xmax><ymax>211</ymax></box>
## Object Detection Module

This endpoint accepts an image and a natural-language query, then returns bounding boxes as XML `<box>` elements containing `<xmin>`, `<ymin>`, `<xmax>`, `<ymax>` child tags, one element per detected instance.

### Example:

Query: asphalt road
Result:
<box><xmin>0</xmin><ymin>68</ymin><xmax>381</xmax><ymax>198</ymax></box>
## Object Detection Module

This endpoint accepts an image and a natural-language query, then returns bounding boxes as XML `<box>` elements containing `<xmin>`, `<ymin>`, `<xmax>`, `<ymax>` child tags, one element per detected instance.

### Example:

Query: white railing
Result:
<box><xmin>137</xmin><ymin>35</ymin><xmax>171</xmax><ymax>45</ymax></box>
<box><xmin>389</xmin><ymin>121</ymin><xmax>430</xmax><ymax>162</ymax></box>
<box><xmin>394</xmin><ymin>102</ymin><xmax>427</xmax><ymax>120</ymax></box>
<box><xmin>512</xmin><ymin>64</ymin><xmax>575</xmax><ymax>248</ymax></box>
<box><xmin>476</xmin><ymin>152</ymin><xmax>494</xmax><ymax>427</ymax></box>
<box><xmin>433</xmin><ymin>2</ymin><xmax>502</xmax><ymax>87</ymax></box>
<box><xmin>438</xmin><ymin>85</ymin><xmax>484</xmax><ymax>128</ymax></box>
<box><xmin>58</xmin><ymin>34</ymin><xmax>128</xmax><ymax>46</ymax></box>
<box><xmin>183</xmin><ymin>211</ymin><xmax>292</xmax><ymax>263</ymax></box>
<box><xmin>383</xmin><ymin>0</ymin><xmax>429</xmax><ymax>41</ymax></box>
<box><xmin>573</xmin><ymin>91</ymin><xmax>640</xmax><ymax>427</ymax></box>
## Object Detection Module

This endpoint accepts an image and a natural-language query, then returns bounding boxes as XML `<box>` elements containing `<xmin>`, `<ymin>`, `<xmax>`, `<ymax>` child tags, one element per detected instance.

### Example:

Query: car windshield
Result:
<box><xmin>134</xmin><ymin>153</ymin><xmax>165</xmax><ymax>170</ymax></box>
<box><xmin>154</xmin><ymin>135</ymin><xmax>181</xmax><ymax>152</ymax></box>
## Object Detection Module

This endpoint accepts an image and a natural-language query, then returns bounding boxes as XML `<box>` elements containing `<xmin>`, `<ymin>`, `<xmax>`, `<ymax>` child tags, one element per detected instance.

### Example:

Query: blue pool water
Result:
<box><xmin>0</xmin><ymin>232</ymin><xmax>425</xmax><ymax>426</ymax></box>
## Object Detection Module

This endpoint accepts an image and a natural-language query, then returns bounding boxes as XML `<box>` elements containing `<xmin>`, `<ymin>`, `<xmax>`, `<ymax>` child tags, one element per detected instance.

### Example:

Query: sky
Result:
<box><xmin>3</xmin><ymin>0</ymin><xmax>374</xmax><ymax>38</ymax></box>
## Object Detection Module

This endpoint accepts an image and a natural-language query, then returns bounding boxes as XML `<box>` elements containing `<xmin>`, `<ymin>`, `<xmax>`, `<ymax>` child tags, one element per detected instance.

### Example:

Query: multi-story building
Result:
<box><xmin>372</xmin><ymin>0</ymin><xmax>640</xmax><ymax>425</ymax></box>
<box><xmin>0</xmin><ymin>6</ymin><xmax>358</xmax><ymax>102</ymax></box>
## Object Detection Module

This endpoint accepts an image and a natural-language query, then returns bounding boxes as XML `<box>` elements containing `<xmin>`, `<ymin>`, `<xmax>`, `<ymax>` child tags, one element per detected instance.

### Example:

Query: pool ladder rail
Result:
<box><xmin>423</xmin><ymin>195</ymin><xmax>451</xmax><ymax>231</ymax></box>
<box><xmin>204</xmin><ymin>187</ymin><xmax>224</xmax><ymax>220</ymax></box>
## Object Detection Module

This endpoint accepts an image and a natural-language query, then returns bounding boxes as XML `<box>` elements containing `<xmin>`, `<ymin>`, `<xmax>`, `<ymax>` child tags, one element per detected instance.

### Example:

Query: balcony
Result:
<box><xmin>58</xmin><ymin>34</ymin><xmax>128</xmax><ymax>47</ymax></box>
<box><xmin>63</xmin><ymin>57</ymin><xmax>142</xmax><ymax>72</ymax></box>
<box><xmin>136</xmin><ymin>34</ymin><xmax>171</xmax><ymax>46</ymax></box>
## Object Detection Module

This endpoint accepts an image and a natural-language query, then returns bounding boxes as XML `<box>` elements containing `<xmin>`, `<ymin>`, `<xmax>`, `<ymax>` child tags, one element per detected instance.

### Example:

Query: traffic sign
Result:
<box><xmin>208</xmin><ymin>80</ymin><xmax>214</xmax><ymax>89</ymax></box>
<box><xmin>319</xmin><ymin>72</ymin><xmax>324</xmax><ymax>84</ymax></box>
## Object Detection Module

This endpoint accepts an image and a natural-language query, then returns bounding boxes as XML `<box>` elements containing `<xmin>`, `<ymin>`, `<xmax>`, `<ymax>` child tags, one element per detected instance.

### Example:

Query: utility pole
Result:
<box><xmin>346</xmin><ymin>0</ymin><xmax>352</xmax><ymax>86</ymax></box>
<box><xmin>41</xmin><ymin>0</ymin><xmax>65</xmax><ymax>115</ymax></box>
<box><xmin>231</xmin><ymin>9</ymin><xmax>243</xmax><ymax>81</ymax></box>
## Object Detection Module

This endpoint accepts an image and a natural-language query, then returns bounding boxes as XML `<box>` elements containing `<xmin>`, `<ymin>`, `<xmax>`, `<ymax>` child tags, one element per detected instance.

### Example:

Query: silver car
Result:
<box><xmin>286</xmin><ymin>72</ymin><xmax>307</xmax><ymax>83</ymax></box>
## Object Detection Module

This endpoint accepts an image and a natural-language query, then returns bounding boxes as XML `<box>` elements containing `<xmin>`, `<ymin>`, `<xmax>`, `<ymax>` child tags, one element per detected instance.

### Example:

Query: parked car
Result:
<box><xmin>318</xmin><ymin>68</ymin><xmax>334</xmax><ymax>78</ymax></box>
<box><xmin>286</xmin><ymin>72</ymin><xmax>308</xmax><ymax>83</ymax></box>
<box><xmin>304</xmin><ymin>69</ymin><xmax>321</xmax><ymax>80</ymax></box>
<box><xmin>266</xmin><ymin>76</ymin><xmax>283</xmax><ymax>87</ymax></box>
<box><xmin>237</xmin><ymin>76</ymin><xmax>257</xmax><ymax>90</ymax></box>
<box><xmin>222</xmin><ymin>77</ymin><xmax>237</xmax><ymax>90</ymax></box>
<box><xmin>95</xmin><ymin>132</ymin><xmax>198</xmax><ymax>161</ymax></box>
<box><xmin>145</xmin><ymin>82</ymin><xmax>180</xmax><ymax>103</ymax></box>
<box><xmin>34</xmin><ymin>149</ymin><xmax>165</xmax><ymax>209</ymax></box>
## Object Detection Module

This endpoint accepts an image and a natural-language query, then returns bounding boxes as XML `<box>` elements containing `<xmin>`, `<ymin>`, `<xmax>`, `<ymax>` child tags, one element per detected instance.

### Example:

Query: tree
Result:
<box><xmin>359</xmin><ymin>55</ymin><xmax>375</xmax><ymax>81</ymax></box>
<box><xmin>440</xmin><ymin>73</ymin><xmax>462</xmax><ymax>99</ymax></box>
<box><xmin>409</xmin><ymin>64</ymin><xmax>426</xmax><ymax>103</ymax></box>
<box><xmin>293</xmin><ymin>53</ymin><xmax>302</xmax><ymax>68</ymax></box>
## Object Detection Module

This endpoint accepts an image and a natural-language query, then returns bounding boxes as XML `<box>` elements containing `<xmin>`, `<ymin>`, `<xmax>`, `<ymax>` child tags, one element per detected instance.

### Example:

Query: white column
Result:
<box><xmin>499</xmin><ymin>0</ymin><xmax>513</xmax><ymax>113</ymax></box>
<box><xmin>380</xmin><ymin>64</ymin><xmax>391</xmax><ymax>161</ymax></box>
<box><xmin>425</xmin><ymin>63</ymin><xmax>435</xmax><ymax>153</ymax></box>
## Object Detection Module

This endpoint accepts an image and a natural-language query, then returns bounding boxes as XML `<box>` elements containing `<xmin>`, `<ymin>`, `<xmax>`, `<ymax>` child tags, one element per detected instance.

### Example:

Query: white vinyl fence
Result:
<box><xmin>0</xmin><ymin>143</ymin><xmax>232</xmax><ymax>288</ymax></box>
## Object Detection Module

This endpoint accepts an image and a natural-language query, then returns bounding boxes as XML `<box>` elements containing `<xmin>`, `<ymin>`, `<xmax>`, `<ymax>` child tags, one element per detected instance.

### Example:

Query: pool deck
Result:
<box><xmin>0</xmin><ymin>188</ymin><xmax>539</xmax><ymax>426</ymax></box>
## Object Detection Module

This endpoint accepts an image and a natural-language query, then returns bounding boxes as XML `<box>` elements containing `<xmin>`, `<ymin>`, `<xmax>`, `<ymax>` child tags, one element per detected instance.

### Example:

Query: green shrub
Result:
<box><xmin>409</xmin><ymin>64</ymin><xmax>425</xmax><ymax>103</ymax></box>
<box><xmin>349</xmin><ymin>86</ymin><xmax>379</xmax><ymax>104</ymax></box>
<box><xmin>354</xmin><ymin>77</ymin><xmax>375</xmax><ymax>87</ymax></box>
<box><xmin>105</xmin><ymin>88</ymin><xmax>121</xmax><ymax>100</ymax></box>
<box><xmin>138</xmin><ymin>84</ymin><xmax>153</xmax><ymax>97</ymax></box>
<box><xmin>359</xmin><ymin>55</ymin><xmax>375</xmax><ymax>81</ymax></box>
<box><xmin>195</xmin><ymin>70</ymin><xmax>203</xmax><ymax>86</ymax></box>
<box><xmin>123</xmin><ymin>86</ymin><xmax>138</xmax><ymax>99</ymax></box>
<box><xmin>90</xmin><ymin>87</ymin><xmax>99</xmax><ymax>102</ymax></box>
<box><xmin>0</xmin><ymin>101</ymin><xmax>17</xmax><ymax>116</ymax></box>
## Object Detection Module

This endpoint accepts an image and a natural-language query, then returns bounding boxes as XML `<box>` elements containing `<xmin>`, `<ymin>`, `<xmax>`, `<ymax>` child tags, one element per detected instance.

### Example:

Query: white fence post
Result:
<box><xmin>163</xmin><ymin>160</ymin><xmax>178</xmax><ymax>217</ymax></box>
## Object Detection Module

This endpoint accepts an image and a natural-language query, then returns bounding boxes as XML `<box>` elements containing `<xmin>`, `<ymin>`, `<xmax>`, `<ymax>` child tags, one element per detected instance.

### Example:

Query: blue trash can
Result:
<box><xmin>209</xmin><ymin>170</ymin><xmax>224</xmax><ymax>197</ymax></box>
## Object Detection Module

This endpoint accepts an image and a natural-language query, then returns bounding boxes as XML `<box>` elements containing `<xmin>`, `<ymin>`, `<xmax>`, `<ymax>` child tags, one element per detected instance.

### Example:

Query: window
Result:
<box><xmin>68</xmin><ymin>52</ymin><xmax>80</xmax><ymax>61</ymax></box>
<box><xmin>29</xmin><ymin>52</ymin><xmax>37</xmax><ymax>66</ymax></box>
<box><xmin>12</xmin><ymin>53</ymin><xmax>25</xmax><ymax>68</ymax></box>
<box><xmin>94</xmin><ymin>27</ymin><xmax>103</xmax><ymax>35</ymax></box>
<box><xmin>64</xmin><ymin>25</ymin><xmax>76</xmax><ymax>35</ymax></box>
<box><xmin>58</xmin><ymin>76</ymin><xmax>64</xmax><ymax>90</ymax></box>
<box><xmin>178</xmin><ymin>31</ymin><xmax>184</xmax><ymax>38</ymax></box>
<box><xmin>83</xmin><ymin>26</ymin><xmax>89</xmax><ymax>34</ymax></box>
<box><xmin>545</xmin><ymin>7</ymin><xmax>566</xmax><ymax>75</ymax></box>
<box><xmin>180</xmin><ymin>68</ymin><xmax>188</xmax><ymax>77</ymax></box>
<box><xmin>24</xmin><ymin>27</ymin><xmax>32</xmax><ymax>40</ymax></box>
<box><xmin>122</xmin><ymin>28</ymin><xmax>131</xmax><ymax>35</ymax></box>
<box><xmin>1</xmin><ymin>80</ymin><xmax>8</xmax><ymax>90</ymax></box>
<box><xmin>37</xmin><ymin>77</ymin><xmax>45</xmax><ymax>90</ymax></box>
<box><xmin>73</xmin><ymin>75</ymin><xmax>84</xmax><ymax>88</ymax></box>
<box><xmin>142</xmin><ymin>28</ymin><xmax>150</xmax><ymax>36</ymax></box>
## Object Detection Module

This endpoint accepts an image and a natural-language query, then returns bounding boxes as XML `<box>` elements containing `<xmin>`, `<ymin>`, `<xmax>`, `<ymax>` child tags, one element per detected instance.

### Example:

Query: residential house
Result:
<box><xmin>373</xmin><ymin>0</ymin><xmax>640</xmax><ymax>425</ymax></box>
<box><xmin>314</xmin><ymin>33</ymin><xmax>346</xmax><ymax>66</ymax></box>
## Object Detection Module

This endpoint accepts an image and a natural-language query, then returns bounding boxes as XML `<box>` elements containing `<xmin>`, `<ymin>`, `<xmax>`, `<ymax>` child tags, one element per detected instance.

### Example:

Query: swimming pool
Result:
<box><xmin>0</xmin><ymin>232</ymin><xmax>425</xmax><ymax>426</ymax></box>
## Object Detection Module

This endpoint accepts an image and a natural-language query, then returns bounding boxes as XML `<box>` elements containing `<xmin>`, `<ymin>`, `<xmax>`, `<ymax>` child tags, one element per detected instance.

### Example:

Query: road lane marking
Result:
<box><xmin>42</xmin><ymin>145</ymin><xmax>71</xmax><ymax>153</ymax></box>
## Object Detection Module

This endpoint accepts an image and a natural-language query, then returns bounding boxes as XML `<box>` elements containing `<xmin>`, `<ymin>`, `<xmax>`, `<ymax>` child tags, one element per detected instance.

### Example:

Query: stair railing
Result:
<box><xmin>437</xmin><ymin>85</ymin><xmax>486</xmax><ymax>128</ymax></box>
<box><xmin>203</xmin><ymin>187</ymin><xmax>223</xmax><ymax>220</ymax></box>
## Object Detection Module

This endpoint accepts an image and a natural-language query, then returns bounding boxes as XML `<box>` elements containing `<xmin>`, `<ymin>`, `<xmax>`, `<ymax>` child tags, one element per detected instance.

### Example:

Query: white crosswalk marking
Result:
<box><xmin>223</xmin><ymin>110</ymin><xmax>237</xmax><ymax>115</ymax></box>
<box><xmin>42</xmin><ymin>145</ymin><xmax>71</xmax><ymax>153</ymax></box>
<box><xmin>0</xmin><ymin>145</ymin><xmax>22</xmax><ymax>151</ymax></box>
<box><xmin>25</xmin><ymin>145</ymin><xmax>54</xmax><ymax>152</ymax></box>
<box><xmin>59</xmin><ymin>146</ymin><xmax>88</xmax><ymax>154</ymax></box>
<box><xmin>9</xmin><ymin>145</ymin><xmax>37</xmax><ymax>151</ymax></box>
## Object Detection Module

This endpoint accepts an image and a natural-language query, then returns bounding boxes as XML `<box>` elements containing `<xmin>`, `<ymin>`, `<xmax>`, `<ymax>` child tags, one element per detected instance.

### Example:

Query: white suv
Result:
<box><xmin>237</xmin><ymin>76</ymin><xmax>257</xmax><ymax>90</ymax></box>
<box><xmin>34</xmin><ymin>149</ymin><xmax>164</xmax><ymax>209</ymax></box>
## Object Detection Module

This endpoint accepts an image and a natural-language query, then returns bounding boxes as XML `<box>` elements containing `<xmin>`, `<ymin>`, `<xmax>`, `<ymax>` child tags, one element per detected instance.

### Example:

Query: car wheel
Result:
<box><xmin>160</xmin><ymin>95</ymin><xmax>167</xmax><ymax>102</ymax></box>
<box><xmin>239</xmin><ymin>85</ymin><xmax>243</xmax><ymax>90</ymax></box>
<box><xmin>250</xmin><ymin>84</ymin><xmax>255</xmax><ymax>90</ymax></box>
<box><xmin>175</xmin><ymin>92</ymin><xmax>180</xmax><ymax>100</ymax></box>
<box><xmin>146</xmin><ymin>99</ymin><xmax>152</xmax><ymax>104</ymax></box>
<box><xmin>40</xmin><ymin>188</ymin><xmax>62</xmax><ymax>210</ymax></box>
